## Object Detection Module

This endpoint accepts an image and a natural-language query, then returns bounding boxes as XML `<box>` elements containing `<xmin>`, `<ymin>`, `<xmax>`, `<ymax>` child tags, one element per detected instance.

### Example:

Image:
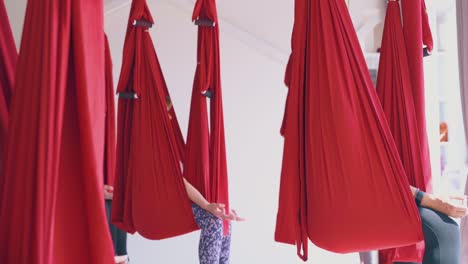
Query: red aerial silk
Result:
<box><xmin>112</xmin><ymin>0</ymin><xmax>198</xmax><ymax>239</ymax></box>
<box><xmin>104</xmin><ymin>35</ymin><xmax>117</xmax><ymax>186</ymax></box>
<box><xmin>275</xmin><ymin>0</ymin><xmax>423</xmax><ymax>261</ymax></box>
<box><xmin>0</xmin><ymin>0</ymin><xmax>17</xmax><ymax>166</ymax></box>
<box><xmin>401</xmin><ymin>0</ymin><xmax>433</xmax><ymax>192</ymax></box>
<box><xmin>421</xmin><ymin>1</ymin><xmax>434</xmax><ymax>53</ymax></box>
<box><xmin>184</xmin><ymin>0</ymin><xmax>230</xmax><ymax>235</ymax></box>
<box><xmin>0</xmin><ymin>0</ymin><xmax>114</xmax><ymax>263</ymax></box>
<box><xmin>376</xmin><ymin>2</ymin><xmax>427</xmax><ymax>263</ymax></box>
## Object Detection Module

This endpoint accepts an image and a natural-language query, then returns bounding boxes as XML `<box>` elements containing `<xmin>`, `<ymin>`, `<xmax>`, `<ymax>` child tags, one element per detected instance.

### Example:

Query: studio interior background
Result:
<box><xmin>3</xmin><ymin>0</ymin><xmax>466</xmax><ymax>263</ymax></box>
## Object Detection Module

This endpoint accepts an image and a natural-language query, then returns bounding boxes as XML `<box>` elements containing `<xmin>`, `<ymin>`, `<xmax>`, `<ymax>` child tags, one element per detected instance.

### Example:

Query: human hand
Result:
<box><xmin>424</xmin><ymin>194</ymin><xmax>468</xmax><ymax>218</ymax></box>
<box><xmin>104</xmin><ymin>185</ymin><xmax>114</xmax><ymax>200</ymax></box>
<box><xmin>205</xmin><ymin>203</ymin><xmax>227</xmax><ymax>218</ymax></box>
<box><xmin>204</xmin><ymin>203</ymin><xmax>245</xmax><ymax>221</ymax></box>
<box><xmin>224</xmin><ymin>209</ymin><xmax>245</xmax><ymax>221</ymax></box>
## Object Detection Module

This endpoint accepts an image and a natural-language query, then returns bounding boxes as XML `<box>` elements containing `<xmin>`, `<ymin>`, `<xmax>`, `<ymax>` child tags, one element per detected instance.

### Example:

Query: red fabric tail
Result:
<box><xmin>275</xmin><ymin>0</ymin><xmax>310</xmax><ymax>259</ymax></box>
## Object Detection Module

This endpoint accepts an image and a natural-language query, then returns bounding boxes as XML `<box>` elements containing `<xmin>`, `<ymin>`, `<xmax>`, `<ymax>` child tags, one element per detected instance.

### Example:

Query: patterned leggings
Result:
<box><xmin>192</xmin><ymin>204</ymin><xmax>232</xmax><ymax>264</ymax></box>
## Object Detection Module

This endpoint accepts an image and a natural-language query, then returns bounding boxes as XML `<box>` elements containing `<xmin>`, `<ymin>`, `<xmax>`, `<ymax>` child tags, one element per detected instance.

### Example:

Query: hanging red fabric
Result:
<box><xmin>376</xmin><ymin>2</ymin><xmax>427</xmax><ymax>263</ymax></box>
<box><xmin>112</xmin><ymin>0</ymin><xmax>198</xmax><ymax>239</ymax></box>
<box><xmin>0</xmin><ymin>0</ymin><xmax>17</xmax><ymax>167</ymax></box>
<box><xmin>275</xmin><ymin>0</ymin><xmax>424</xmax><ymax>261</ymax></box>
<box><xmin>104</xmin><ymin>35</ymin><xmax>117</xmax><ymax>186</ymax></box>
<box><xmin>0</xmin><ymin>0</ymin><xmax>114</xmax><ymax>263</ymax></box>
<box><xmin>401</xmin><ymin>0</ymin><xmax>433</xmax><ymax>192</ymax></box>
<box><xmin>421</xmin><ymin>1</ymin><xmax>434</xmax><ymax>53</ymax></box>
<box><xmin>184</xmin><ymin>0</ymin><xmax>230</xmax><ymax>235</ymax></box>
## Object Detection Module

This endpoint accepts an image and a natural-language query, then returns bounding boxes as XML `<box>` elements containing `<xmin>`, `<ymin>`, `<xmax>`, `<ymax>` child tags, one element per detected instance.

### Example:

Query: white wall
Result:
<box><xmin>4</xmin><ymin>0</ymin><xmax>26</xmax><ymax>49</ymax></box>
<box><xmin>348</xmin><ymin>0</ymin><xmax>385</xmax><ymax>52</ymax></box>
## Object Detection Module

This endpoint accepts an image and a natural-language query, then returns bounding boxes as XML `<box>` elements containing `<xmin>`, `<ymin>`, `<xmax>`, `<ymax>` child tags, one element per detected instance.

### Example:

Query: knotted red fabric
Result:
<box><xmin>104</xmin><ymin>35</ymin><xmax>117</xmax><ymax>187</ymax></box>
<box><xmin>377</xmin><ymin>2</ymin><xmax>427</xmax><ymax>263</ymax></box>
<box><xmin>275</xmin><ymin>0</ymin><xmax>423</xmax><ymax>261</ymax></box>
<box><xmin>0</xmin><ymin>0</ymin><xmax>114</xmax><ymax>263</ymax></box>
<box><xmin>401</xmin><ymin>0</ymin><xmax>433</xmax><ymax>192</ymax></box>
<box><xmin>0</xmin><ymin>0</ymin><xmax>17</xmax><ymax>167</ymax></box>
<box><xmin>112</xmin><ymin>0</ymin><xmax>198</xmax><ymax>239</ymax></box>
<box><xmin>421</xmin><ymin>1</ymin><xmax>434</xmax><ymax>53</ymax></box>
<box><xmin>184</xmin><ymin>0</ymin><xmax>230</xmax><ymax>235</ymax></box>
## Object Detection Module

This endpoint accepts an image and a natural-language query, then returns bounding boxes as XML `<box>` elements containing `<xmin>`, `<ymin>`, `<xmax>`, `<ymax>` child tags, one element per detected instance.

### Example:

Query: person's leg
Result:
<box><xmin>461</xmin><ymin>216</ymin><xmax>468</xmax><ymax>264</ymax></box>
<box><xmin>219</xmin><ymin>224</ymin><xmax>232</xmax><ymax>264</ymax></box>
<box><xmin>105</xmin><ymin>200</ymin><xmax>118</xmax><ymax>252</ymax></box>
<box><xmin>193</xmin><ymin>204</ymin><xmax>223</xmax><ymax>264</ymax></box>
<box><xmin>419</xmin><ymin>207</ymin><xmax>460</xmax><ymax>264</ymax></box>
<box><xmin>106</xmin><ymin>200</ymin><xmax>129</xmax><ymax>263</ymax></box>
<box><xmin>114</xmin><ymin>226</ymin><xmax>128</xmax><ymax>258</ymax></box>
<box><xmin>360</xmin><ymin>251</ymin><xmax>378</xmax><ymax>264</ymax></box>
<box><xmin>394</xmin><ymin>207</ymin><xmax>460</xmax><ymax>264</ymax></box>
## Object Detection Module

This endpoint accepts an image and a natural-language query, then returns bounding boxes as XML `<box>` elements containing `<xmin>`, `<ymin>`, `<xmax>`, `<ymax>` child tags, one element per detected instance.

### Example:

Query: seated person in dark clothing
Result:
<box><xmin>104</xmin><ymin>185</ymin><xmax>129</xmax><ymax>264</ymax></box>
<box><xmin>394</xmin><ymin>187</ymin><xmax>466</xmax><ymax>264</ymax></box>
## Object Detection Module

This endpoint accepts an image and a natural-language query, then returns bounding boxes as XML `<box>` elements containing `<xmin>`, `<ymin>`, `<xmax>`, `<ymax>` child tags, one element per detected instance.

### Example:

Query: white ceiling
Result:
<box><xmin>5</xmin><ymin>0</ymin><xmax>453</xmax><ymax>55</ymax></box>
<box><xmin>103</xmin><ymin>0</ymin><xmax>455</xmax><ymax>58</ymax></box>
<box><xmin>104</xmin><ymin>0</ymin><xmax>387</xmax><ymax>54</ymax></box>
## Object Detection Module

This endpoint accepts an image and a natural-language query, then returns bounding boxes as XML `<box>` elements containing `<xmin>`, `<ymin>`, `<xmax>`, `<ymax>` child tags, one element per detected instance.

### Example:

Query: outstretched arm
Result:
<box><xmin>410</xmin><ymin>185</ymin><xmax>467</xmax><ymax>218</ymax></box>
<box><xmin>182</xmin><ymin>178</ymin><xmax>210</xmax><ymax>210</ymax></box>
<box><xmin>183</xmin><ymin>178</ymin><xmax>244</xmax><ymax>221</ymax></box>
<box><xmin>166</xmin><ymin>98</ymin><xmax>243</xmax><ymax>221</ymax></box>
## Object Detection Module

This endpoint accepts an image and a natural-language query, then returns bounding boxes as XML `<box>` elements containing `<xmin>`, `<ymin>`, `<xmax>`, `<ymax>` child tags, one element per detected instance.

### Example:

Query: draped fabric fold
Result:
<box><xmin>401</xmin><ymin>0</ymin><xmax>433</xmax><ymax>192</ymax></box>
<box><xmin>275</xmin><ymin>0</ymin><xmax>423</xmax><ymax>260</ymax></box>
<box><xmin>376</xmin><ymin>2</ymin><xmax>427</xmax><ymax>263</ymax></box>
<box><xmin>104</xmin><ymin>35</ymin><xmax>117</xmax><ymax>186</ymax></box>
<box><xmin>184</xmin><ymin>0</ymin><xmax>230</xmax><ymax>235</ymax></box>
<box><xmin>0</xmin><ymin>0</ymin><xmax>17</xmax><ymax>167</ymax></box>
<box><xmin>0</xmin><ymin>0</ymin><xmax>115</xmax><ymax>263</ymax></box>
<box><xmin>112</xmin><ymin>0</ymin><xmax>198</xmax><ymax>239</ymax></box>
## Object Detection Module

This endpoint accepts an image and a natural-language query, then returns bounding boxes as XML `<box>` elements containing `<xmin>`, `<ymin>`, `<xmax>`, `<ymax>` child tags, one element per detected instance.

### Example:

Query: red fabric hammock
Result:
<box><xmin>184</xmin><ymin>0</ymin><xmax>230</xmax><ymax>235</ymax></box>
<box><xmin>401</xmin><ymin>0</ymin><xmax>433</xmax><ymax>192</ymax></box>
<box><xmin>112</xmin><ymin>0</ymin><xmax>198</xmax><ymax>239</ymax></box>
<box><xmin>0</xmin><ymin>0</ymin><xmax>17</xmax><ymax>166</ymax></box>
<box><xmin>0</xmin><ymin>0</ymin><xmax>115</xmax><ymax>263</ymax></box>
<box><xmin>275</xmin><ymin>0</ymin><xmax>423</xmax><ymax>260</ymax></box>
<box><xmin>104</xmin><ymin>35</ymin><xmax>117</xmax><ymax>186</ymax></box>
<box><xmin>376</xmin><ymin>2</ymin><xmax>428</xmax><ymax>263</ymax></box>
